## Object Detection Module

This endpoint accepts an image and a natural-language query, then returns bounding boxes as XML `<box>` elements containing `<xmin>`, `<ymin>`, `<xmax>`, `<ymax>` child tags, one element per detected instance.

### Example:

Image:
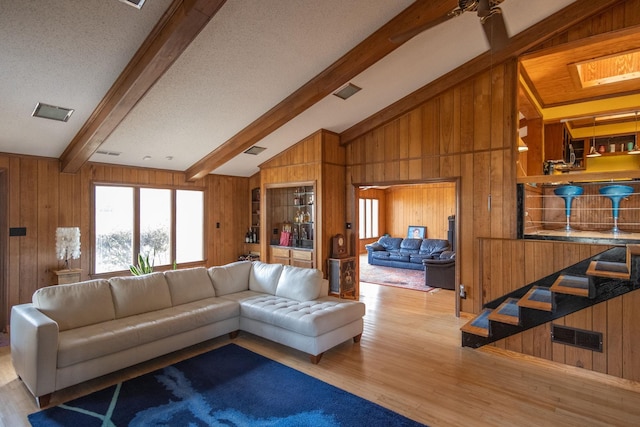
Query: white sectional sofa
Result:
<box><xmin>10</xmin><ymin>261</ymin><xmax>365</xmax><ymax>407</ymax></box>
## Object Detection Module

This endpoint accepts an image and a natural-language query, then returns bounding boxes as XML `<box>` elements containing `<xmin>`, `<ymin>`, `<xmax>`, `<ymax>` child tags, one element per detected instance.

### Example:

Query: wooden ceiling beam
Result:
<box><xmin>184</xmin><ymin>0</ymin><xmax>458</xmax><ymax>181</ymax></box>
<box><xmin>59</xmin><ymin>0</ymin><xmax>227</xmax><ymax>174</ymax></box>
<box><xmin>339</xmin><ymin>0</ymin><xmax>622</xmax><ymax>146</ymax></box>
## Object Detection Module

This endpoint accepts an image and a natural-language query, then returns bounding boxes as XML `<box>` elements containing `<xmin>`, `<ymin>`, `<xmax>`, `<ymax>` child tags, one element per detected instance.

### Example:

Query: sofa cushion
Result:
<box><xmin>419</xmin><ymin>238</ymin><xmax>450</xmax><ymax>255</ymax></box>
<box><xmin>238</xmin><ymin>295</ymin><xmax>365</xmax><ymax>337</ymax></box>
<box><xmin>57</xmin><ymin>297</ymin><xmax>240</xmax><ymax>368</ymax></box>
<box><xmin>164</xmin><ymin>267</ymin><xmax>215</xmax><ymax>306</ymax></box>
<box><xmin>400</xmin><ymin>238</ymin><xmax>423</xmax><ymax>251</ymax></box>
<box><xmin>109</xmin><ymin>272</ymin><xmax>172</xmax><ymax>318</ymax></box>
<box><xmin>32</xmin><ymin>279</ymin><xmax>114</xmax><ymax>331</ymax></box>
<box><xmin>208</xmin><ymin>261</ymin><xmax>252</xmax><ymax>296</ymax></box>
<box><xmin>249</xmin><ymin>262</ymin><xmax>283</xmax><ymax>295</ymax></box>
<box><xmin>371</xmin><ymin>251</ymin><xmax>391</xmax><ymax>259</ymax></box>
<box><xmin>275</xmin><ymin>265</ymin><xmax>323</xmax><ymax>302</ymax></box>
<box><xmin>377</xmin><ymin>236</ymin><xmax>402</xmax><ymax>251</ymax></box>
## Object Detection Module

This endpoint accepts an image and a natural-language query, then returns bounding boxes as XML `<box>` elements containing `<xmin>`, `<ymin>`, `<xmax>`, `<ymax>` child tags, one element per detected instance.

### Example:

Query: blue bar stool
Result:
<box><xmin>599</xmin><ymin>185</ymin><xmax>634</xmax><ymax>233</ymax></box>
<box><xmin>553</xmin><ymin>185</ymin><xmax>584</xmax><ymax>231</ymax></box>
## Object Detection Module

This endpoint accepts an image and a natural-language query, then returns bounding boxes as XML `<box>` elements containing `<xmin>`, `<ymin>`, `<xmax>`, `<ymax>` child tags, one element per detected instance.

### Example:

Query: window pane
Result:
<box><xmin>140</xmin><ymin>188</ymin><xmax>171</xmax><ymax>267</ymax></box>
<box><xmin>359</xmin><ymin>198</ymin><xmax>365</xmax><ymax>239</ymax></box>
<box><xmin>95</xmin><ymin>186</ymin><xmax>133</xmax><ymax>274</ymax></box>
<box><xmin>365</xmin><ymin>199</ymin><xmax>372</xmax><ymax>238</ymax></box>
<box><xmin>176</xmin><ymin>190</ymin><xmax>204</xmax><ymax>263</ymax></box>
<box><xmin>372</xmin><ymin>199</ymin><xmax>379</xmax><ymax>237</ymax></box>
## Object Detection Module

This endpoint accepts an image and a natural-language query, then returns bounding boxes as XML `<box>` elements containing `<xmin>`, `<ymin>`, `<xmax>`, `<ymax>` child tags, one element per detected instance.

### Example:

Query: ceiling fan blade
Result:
<box><xmin>481</xmin><ymin>10</ymin><xmax>508</xmax><ymax>51</ymax></box>
<box><xmin>389</xmin><ymin>12</ymin><xmax>454</xmax><ymax>44</ymax></box>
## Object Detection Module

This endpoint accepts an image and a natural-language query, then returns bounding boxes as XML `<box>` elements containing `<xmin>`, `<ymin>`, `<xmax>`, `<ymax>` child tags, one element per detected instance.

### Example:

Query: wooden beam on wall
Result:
<box><xmin>59</xmin><ymin>0</ymin><xmax>227</xmax><ymax>174</ymax></box>
<box><xmin>184</xmin><ymin>0</ymin><xmax>458</xmax><ymax>181</ymax></box>
<box><xmin>340</xmin><ymin>0</ymin><xmax>622</xmax><ymax>146</ymax></box>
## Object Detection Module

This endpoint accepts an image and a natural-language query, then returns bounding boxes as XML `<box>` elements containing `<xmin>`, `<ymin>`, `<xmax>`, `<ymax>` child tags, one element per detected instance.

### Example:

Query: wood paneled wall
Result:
<box><xmin>259</xmin><ymin>130</ymin><xmax>346</xmax><ymax>273</ymax></box>
<box><xmin>384</xmin><ymin>183</ymin><xmax>455</xmax><ymax>240</ymax></box>
<box><xmin>479</xmin><ymin>238</ymin><xmax>640</xmax><ymax>381</ymax></box>
<box><xmin>0</xmin><ymin>155</ymin><xmax>248</xmax><ymax>331</ymax></box>
<box><xmin>345</xmin><ymin>60</ymin><xmax>519</xmax><ymax>313</ymax></box>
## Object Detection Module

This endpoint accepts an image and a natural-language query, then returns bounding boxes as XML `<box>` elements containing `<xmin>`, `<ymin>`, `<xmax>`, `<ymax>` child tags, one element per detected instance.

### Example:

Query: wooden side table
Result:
<box><xmin>53</xmin><ymin>269</ymin><xmax>82</xmax><ymax>285</ymax></box>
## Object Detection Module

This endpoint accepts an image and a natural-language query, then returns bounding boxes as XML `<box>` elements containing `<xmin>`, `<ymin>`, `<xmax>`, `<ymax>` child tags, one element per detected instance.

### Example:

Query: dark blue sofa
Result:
<box><xmin>364</xmin><ymin>236</ymin><xmax>450</xmax><ymax>271</ymax></box>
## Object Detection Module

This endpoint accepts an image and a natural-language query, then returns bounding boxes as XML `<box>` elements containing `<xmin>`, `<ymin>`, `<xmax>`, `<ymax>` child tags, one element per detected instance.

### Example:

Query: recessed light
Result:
<box><xmin>333</xmin><ymin>83</ymin><xmax>362</xmax><ymax>100</ymax></box>
<box><xmin>32</xmin><ymin>102</ymin><xmax>74</xmax><ymax>122</ymax></box>
<box><xmin>143</xmin><ymin>156</ymin><xmax>152</xmax><ymax>161</ymax></box>
<box><xmin>244</xmin><ymin>146</ymin><xmax>266</xmax><ymax>155</ymax></box>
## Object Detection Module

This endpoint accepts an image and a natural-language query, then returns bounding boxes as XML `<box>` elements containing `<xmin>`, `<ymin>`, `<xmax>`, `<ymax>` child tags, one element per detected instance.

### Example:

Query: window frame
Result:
<box><xmin>91</xmin><ymin>182</ymin><xmax>206</xmax><ymax>277</ymax></box>
<box><xmin>359</xmin><ymin>197</ymin><xmax>380</xmax><ymax>240</ymax></box>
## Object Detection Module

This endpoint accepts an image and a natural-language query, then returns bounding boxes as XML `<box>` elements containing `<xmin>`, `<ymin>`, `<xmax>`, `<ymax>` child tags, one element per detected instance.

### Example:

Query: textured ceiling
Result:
<box><xmin>1</xmin><ymin>0</ymin><xmax>576</xmax><ymax>177</ymax></box>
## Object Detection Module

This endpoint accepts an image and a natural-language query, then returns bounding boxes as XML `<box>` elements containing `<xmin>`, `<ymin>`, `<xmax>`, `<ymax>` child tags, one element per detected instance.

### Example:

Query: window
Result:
<box><xmin>359</xmin><ymin>198</ymin><xmax>379</xmax><ymax>239</ymax></box>
<box><xmin>94</xmin><ymin>185</ymin><xmax>204</xmax><ymax>274</ymax></box>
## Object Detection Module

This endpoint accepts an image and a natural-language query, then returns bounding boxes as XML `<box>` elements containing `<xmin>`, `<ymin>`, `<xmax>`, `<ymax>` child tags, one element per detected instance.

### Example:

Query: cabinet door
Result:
<box><xmin>271</xmin><ymin>247</ymin><xmax>291</xmax><ymax>265</ymax></box>
<box><xmin>291</xmin><ymin>249</ymin><xmax>313</xmax><ymax>268</ymax></box>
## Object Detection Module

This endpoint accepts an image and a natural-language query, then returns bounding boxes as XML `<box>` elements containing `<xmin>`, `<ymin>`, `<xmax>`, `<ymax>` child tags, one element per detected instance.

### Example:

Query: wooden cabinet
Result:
<box><xmin>260</xmin><ymin>129</ymin><xmax>347</xmax><ymax>277</ymax></box>
<box><xmin>328</xmin><ymin>257</ymin><xmax>356</xmax><ymax>299</ymax></box>
<box><xmin>270</xmin><ymin>246</ymin><xmax>314</xmax><ymax>268</ymax></box>
<box><xmin>250</xmin><ymin>187</ymin><xmax>260</xmax><ymax>243</ymax></box>
<box><xmin>267</xmin><ymin>184</ymin><xmax>315</xmax><ymax>268</ymax></box>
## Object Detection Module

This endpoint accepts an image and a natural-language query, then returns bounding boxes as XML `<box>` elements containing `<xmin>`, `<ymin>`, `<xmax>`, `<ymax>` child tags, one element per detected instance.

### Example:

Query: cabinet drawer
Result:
<box><xmin>291</xmin><ymin>249</ymin><xmax>312</xmax><ymax>261</ymax></box>
<box><xmin>271</xmin><ymin>247</ymin><xmax>290</xmax><ymax>258</ymax></box>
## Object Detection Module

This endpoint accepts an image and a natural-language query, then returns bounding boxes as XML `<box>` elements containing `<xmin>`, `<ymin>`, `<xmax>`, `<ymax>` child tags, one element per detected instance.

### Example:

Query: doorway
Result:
<box><xmin>353</xmin><ymin>179</ymin><xmax>460</xmax><ymax>315</ymax></box>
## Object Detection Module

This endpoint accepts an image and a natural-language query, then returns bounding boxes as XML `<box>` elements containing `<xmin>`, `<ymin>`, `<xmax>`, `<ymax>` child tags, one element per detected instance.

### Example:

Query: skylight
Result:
<box><xmin>573</xmin><ymin>49</ymin><xmax>640</xmax><ymax>88</ymax></box>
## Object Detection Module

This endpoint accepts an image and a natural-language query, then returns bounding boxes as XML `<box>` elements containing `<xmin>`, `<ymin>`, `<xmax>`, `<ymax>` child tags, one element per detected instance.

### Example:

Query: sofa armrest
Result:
<box><xmin>364</xmin><ymin>242</ymin><xmax>384</xmax><ymax>252</ymax></box>
<box><xmin>10</xmin><ymin>304</ymin><xmax>59</xmax><ymax>400</ymax></box>
<box><xmin>422</xmin><ymin>258</ymin><xmax>456</xmax><ymax>266</ymax></box>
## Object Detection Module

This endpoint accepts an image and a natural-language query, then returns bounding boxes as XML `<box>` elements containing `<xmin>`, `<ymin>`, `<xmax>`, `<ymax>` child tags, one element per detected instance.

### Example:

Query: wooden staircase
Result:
<box><xmin>461</xmin><ymin>244</ymin><xmax>640</xmax><ymax>348</ymax></box>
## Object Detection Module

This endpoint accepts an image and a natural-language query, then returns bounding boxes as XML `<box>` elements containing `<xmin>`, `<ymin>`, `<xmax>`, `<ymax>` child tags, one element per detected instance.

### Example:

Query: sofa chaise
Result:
<box><xmin>10</xmin><ymin>260</ymin><xmax>365</xmax><ymax>407</ymax></box>
<box><xmin>365</xmin><ymin>236</ymin><xmax>450</xmax><ymax>270</ymax></box>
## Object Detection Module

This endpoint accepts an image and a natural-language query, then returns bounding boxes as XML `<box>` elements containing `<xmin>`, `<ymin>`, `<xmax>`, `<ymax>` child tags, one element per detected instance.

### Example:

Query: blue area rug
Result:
<box><xmin>29</xmin><ymin>344</ymin><xmax>426</xmax><ymax>426</ymax></box>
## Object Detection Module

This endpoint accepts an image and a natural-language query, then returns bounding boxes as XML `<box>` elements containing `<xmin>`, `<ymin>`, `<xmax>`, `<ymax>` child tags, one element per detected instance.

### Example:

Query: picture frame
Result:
<box><xmin>407</xmin><ymin>225</ymin><xmax>427</xmax><ymax>239</ymax></box>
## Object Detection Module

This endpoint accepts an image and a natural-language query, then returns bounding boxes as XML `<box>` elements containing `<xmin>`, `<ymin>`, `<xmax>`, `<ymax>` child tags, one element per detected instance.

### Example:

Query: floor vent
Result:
<box><xmin>552</xmin><ymin>324</ymin><xmax>602</xmax><ymax>352</ymax></box>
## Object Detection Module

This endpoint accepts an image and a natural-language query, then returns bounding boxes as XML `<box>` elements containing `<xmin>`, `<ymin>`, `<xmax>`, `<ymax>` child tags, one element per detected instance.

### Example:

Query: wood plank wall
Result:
<box><xmin>344</xmin><ymin>0</ymin><xmax>640</xmax><ymax>315</ymax></box>
<box><xmin>479</xmin><ymin>238</ymin><xmax>640</xmax><ymax>381</ymax></box>
<box><xmin>0</xmin><ymin>154</ymin><xmax>248</xmax><ymax>331</ymax></box>
<box><xmin>345</xmin><ymin>60</ymin><xmax>519</xmax><ymax>314</ymax></box>
<box><xmin>384</xmin><ymin>183</ymin><xmax>455</xmax><ymax>240</ymax></box>
<box><xmin>259</xmin><ymin>129</ymin><xmax>346</xmax><ymax>273</ymax></box>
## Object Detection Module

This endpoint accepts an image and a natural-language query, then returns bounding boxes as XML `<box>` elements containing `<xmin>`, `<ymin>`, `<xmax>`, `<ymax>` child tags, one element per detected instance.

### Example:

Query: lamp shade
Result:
<box><xmin>56</xmin><ymin>227</ymin><xmax>81</xmax><ymax>266</ymax></box>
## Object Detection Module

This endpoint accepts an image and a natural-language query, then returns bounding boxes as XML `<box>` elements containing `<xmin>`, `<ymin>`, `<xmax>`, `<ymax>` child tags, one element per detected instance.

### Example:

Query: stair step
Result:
<box><xmin>461</xmin><ymin>308</ymin><xmax>492</xmax><ymax>337</ymax></box>
<box><xmin>488</xmin><ymin>298</ymin><xmax>520</xmax><ymax>325</ymax></box>
<box><xmin>518</xmin><ymin>286</ymin><xmax>553</xmax><ymax>312</ymax></box>
<box><xmin>550</xmin><ymin>274</ymin><xmax>591</xmax><ymax>298</ymax></box>
<box><xmin>586</xmin><ymin>260</ymin><xmax>630</xmax><ymax>279</ymax></box>
<box><xmin>587</xmin><ymin>261</ymin><xmax>631</xmax><ymax>279</ymax></box>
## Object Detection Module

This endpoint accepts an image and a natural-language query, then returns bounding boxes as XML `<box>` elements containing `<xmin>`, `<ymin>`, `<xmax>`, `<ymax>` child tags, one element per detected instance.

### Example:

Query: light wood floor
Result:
<box><xmin>2</xmin><ymin>282</ymin><xmax>640</xmax><ymax>426</ymax></box>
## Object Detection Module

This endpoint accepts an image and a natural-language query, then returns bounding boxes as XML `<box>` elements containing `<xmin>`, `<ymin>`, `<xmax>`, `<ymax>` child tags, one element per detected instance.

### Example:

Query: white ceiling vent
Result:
<box><xmin>96</xmin><ymin>150</ymin><xmax>122</xmax><ymax>156</ymax></box>
<box><xmin>244</xmin><ymin>146</ymin><xmax>266</xmax><ymax>155</ymax></box>
<box><xmin>333</xmin><ymin>83</ymin><xmax>362</xmax><ymax>100</ymax></box>
<box><xmin>118</xmin><ymin>0</ymin><xmax>146</xmax><ymax>9</ymax></box>
<box><xmin>31</xmin><ymin>102</ymin><xmax>74</xmax><ymax>122</ymax></box>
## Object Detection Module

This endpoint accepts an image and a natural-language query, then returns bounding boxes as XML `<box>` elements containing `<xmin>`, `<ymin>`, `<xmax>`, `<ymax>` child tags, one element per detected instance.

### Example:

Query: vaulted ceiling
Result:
<box><xmin>3</xmin><ymin>0</ymin><xmax>619</xmax><ymax>180</ymax></box>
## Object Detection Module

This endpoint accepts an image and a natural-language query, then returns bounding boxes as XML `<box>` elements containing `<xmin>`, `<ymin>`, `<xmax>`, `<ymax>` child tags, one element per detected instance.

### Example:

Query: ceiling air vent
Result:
<box><xmin>333</xmin><ymin>83</ymin><xmax>361</xmax><ymax>100</ymax></box>
<box><xmin>96</xmin><ymin>150</ymin><xmax>122</xmax><ymax>157</ymax></box>
<box><xmin>31</xmin><ymin>102</ymin><xmax>74</xmax><ymax>122</ymax></box>
<box><xmin>244</xmin><ymin>146</ymin><xmax>266</xmax><ymax>155</ymax></box>
<box><xmin>118</xmin><ymin>0</ymin><xmax>146</xmax><ymax>9</ymax></box>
